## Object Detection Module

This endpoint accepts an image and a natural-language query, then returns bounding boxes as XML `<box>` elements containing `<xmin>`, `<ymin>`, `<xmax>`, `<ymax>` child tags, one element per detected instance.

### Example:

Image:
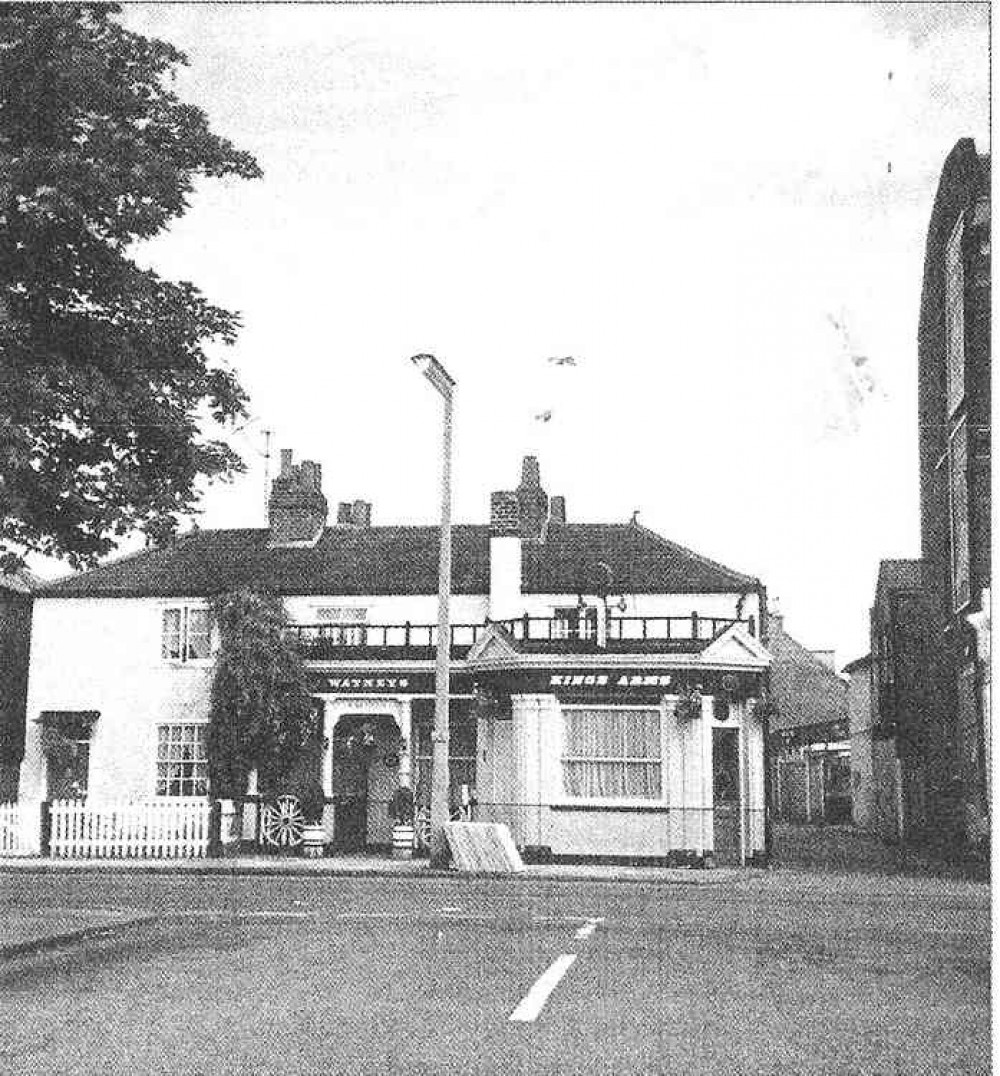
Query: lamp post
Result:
<box><xmin>411</xmin><ymin>353</ymin><xmax>455</xmax><ymax>868</ymax></box>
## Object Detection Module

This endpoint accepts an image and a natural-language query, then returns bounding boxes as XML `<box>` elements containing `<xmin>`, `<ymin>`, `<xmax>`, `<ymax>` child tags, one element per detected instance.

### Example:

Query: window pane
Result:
<box><xmin>562</xmin><ymin>708</ymin><xmax>661</xmax><ymax>800</ymax></box>
<box><xmin>945</xmin><ymin>216</ymin><xmax>966</xmax><ymax>414</ymax></box>
<box><xmin>186</xmin><ymin>609</ymin><xmax>212</xmax><ymax>660</ymax></box>
<box><xmin>161</xmin><ymin>609</ymin><xmax>182</xmax><ymax>660</ymax></box>
<box><xmin>950</xmin><ymin>425</ymin><xmax>970</xmax><ymax>609</ymax></box>
<box><xmin>157</xmin><ymin>724</ymin><xmax>208</xmax><ymax>797</ymax></box>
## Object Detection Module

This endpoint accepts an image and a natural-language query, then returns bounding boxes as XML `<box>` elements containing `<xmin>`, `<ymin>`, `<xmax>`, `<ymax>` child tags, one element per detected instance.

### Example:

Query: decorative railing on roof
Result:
<box><xmin>286</xmin><ymin>614</ymin><xmax>754</xmax><ymax>661</ymax></box>
<box><xmin>496</xmin><ymin>614</ymin><xmax>751</xmax><ymax>653</ymax></box>
<box><xmin>285</xmin><ymin>623</ymin><xmax>488</xmax><ymax>662</ymax></box>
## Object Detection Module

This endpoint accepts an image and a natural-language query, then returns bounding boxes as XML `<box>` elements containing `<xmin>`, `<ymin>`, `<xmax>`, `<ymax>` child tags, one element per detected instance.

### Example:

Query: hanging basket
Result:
<box><xmin>675</xmin><ymin>686</ymin><xmax>703</xmax><ymax>721</ymax></box>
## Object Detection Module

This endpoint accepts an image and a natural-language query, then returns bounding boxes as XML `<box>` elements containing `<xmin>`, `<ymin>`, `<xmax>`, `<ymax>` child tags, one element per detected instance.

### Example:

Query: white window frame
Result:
<box><xmin>161</xmin><ymin>604</ymin><xmax>213</xmax><ymax>665</ymax></box>
<box><xmin>558</xmin><ymin>704</ymin><xmax>666</xmax><ymax>806</ymax></box>
<box><xmin>947</xmin><ymin>417</ymin><xmax>972</xmax><ymax>613</ymax></box>
<box><xmin>155</xmin><ymin>722</ymin><xmax>209</xmax><ymax>798</ymax></box>
<box><xmin>944</xmin><ymin>213</ymin><xmax>966</xmax><ymax>416</ymax></box>
<box><xmin>313</xmin><ymin>606</ymin><xmax>368</xmax><ymax>646</ymax></box>
<box><xmin>552</xmin><ymin>606</ymin><xmax>598</xmax><ymax>641</ymax></box>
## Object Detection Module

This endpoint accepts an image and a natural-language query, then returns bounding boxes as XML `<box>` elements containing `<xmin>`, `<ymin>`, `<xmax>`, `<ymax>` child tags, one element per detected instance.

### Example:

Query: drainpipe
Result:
<box><xmin>738</xmin><ymin>701</ymin><xmax>747</xmax><ymax>866</ymax></box>
<box><xmin>758</xmin><ymin>582</ymin><xmax>773</xmax><ymax>864</ymax></box>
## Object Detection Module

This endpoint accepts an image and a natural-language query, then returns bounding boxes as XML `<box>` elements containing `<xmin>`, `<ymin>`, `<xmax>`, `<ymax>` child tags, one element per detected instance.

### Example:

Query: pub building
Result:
<box><xmin>21</xmin><ymin>452</ymin><xmax>771</xmax><ymax>866</ymax></box>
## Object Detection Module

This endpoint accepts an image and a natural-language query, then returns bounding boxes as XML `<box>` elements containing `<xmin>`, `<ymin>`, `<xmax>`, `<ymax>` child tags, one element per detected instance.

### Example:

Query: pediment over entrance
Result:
<box><xmin>465</xmin><ymin>623</ymin><xmax>522</xmax><ymax>665</ymax></box>
<box><xmin>700</xmin><ymin>624</ymin><xmax>772</xmax><ymax>668</ymax></box>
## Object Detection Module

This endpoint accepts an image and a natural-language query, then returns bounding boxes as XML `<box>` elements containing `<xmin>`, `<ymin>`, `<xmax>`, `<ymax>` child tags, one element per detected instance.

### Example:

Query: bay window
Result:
<box><xmin>561</xmin><ymin>707</ymin><xmax>662</xmax><ymax>799</ymax></box>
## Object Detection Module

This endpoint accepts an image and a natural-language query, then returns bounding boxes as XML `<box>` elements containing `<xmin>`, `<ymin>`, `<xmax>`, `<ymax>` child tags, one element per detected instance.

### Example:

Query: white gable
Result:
<box><xmin>699</xmin><ymin>623</ymin><xmax>772</xmax><ymax>668</ymax></box>
<box><xmin>465</xmin><ymin>623</ymin><xmax>521</xmax><ymax>664</ymax></box>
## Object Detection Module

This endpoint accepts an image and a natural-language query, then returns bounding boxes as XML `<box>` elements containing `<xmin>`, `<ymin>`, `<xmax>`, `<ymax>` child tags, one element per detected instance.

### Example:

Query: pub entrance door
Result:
<box><xmin>712</xmin><ymin>727</ymin><xmax>742</xmax><ymax>866</ymax></box>
<box><xmin>329</xmin><ymin>713</ymin><xmax>401</xmax><ymax>853</ymax></box>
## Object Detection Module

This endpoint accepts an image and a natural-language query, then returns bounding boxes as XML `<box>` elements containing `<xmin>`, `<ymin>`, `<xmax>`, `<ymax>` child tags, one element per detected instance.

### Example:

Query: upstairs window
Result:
<box><xmin>948</xmin><ymin>421</ymin><xmax>971</xmax><ymax>611</ymax></box>
<box><xmin>552</xmin><ymin>606</ymin><xmax>598</xmax><ymax>641</ymax></box>
<box><xmin>314</xmin><ymin>606</ymin><xmax>367</xmax><ymax>646</ymax></box>
<box><xmin>945</xmin><ymin>214</ymin><xmax>966</xmax><ymax>415</ymax></box>
<box><xmin>161</xmin><ymin>606</ymin><xmax>212</xmax><ymax>663</ymax></box>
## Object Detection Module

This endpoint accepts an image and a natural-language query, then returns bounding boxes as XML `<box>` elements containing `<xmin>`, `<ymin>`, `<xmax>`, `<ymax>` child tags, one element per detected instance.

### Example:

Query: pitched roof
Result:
<box><xmin>39</xmin><ymin>522</ymin><xmax>759</xmax><ymax>599</ymax></box>
<box><xmin>876</xmin><ymin>558</ymin><xmax>923</xmax><ymax>595</ymax></box>
<box><xmin>523</xmin><ymin>523</ymin><xmax>758</xmax><ymax>594</ymax></box>
<box><xmin>765</xmin><ymin>613</ymin><xmax>847</xmax><ymax>732</ymax></box>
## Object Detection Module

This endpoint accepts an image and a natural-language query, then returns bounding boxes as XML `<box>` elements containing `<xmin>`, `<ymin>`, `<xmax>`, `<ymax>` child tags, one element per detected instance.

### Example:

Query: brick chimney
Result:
<box><xmin>516</xmin><ymin>455</ymin><xmax>548</xmax><ymax>542</ymax></box>
<box><xmin>549</xmin><ymin>495</ymin><xmax>566</xmax><ymax>525</ymax></box>
<box><xmin>267</xmin><ymin>450</ymin><xmax>328</xmax><ymax>547</ymax></box>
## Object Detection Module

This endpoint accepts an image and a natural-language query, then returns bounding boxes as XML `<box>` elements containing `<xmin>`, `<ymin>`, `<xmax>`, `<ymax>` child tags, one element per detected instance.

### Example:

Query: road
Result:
<box><xmin>0</xmin><ymin>870</ymin><xmax>989</xmax><ymax>1075</ymax></box>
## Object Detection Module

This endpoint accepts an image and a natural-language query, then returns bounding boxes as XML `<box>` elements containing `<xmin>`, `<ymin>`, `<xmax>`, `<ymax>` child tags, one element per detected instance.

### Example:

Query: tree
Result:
<box><xmin>208</xmin><ymin>588</ymin><xmax>320</xmax><ymax>800</ymax></box>
<box><xmin>0</xmin><ymin>4</ymin><xmax>262</xmax><ymax>569</ymax></box>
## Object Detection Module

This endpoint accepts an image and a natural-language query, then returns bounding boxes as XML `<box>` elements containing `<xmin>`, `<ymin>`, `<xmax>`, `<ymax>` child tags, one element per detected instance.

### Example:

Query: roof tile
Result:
<box><xmin>40</xmin><ymin>523</ymin><xmax>759</xmax><ymax>599</ymax></box>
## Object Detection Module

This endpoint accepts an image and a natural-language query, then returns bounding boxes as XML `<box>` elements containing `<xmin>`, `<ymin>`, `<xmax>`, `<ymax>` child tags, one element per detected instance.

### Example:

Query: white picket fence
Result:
<box><xmin>0</xmin><ymin>801</ymin><xmax>37</xmax><ymax>857</ymax></box>
<box><xmin>49</xmin><ymin>798</ymin><xmax>211</xmax><ymax>859</ymax></box>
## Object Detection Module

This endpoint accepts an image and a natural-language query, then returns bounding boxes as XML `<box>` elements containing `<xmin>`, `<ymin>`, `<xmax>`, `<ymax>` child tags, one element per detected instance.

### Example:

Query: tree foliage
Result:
<box><xmin>208</xmin><ymin>588</ymin><xmax>319</xmax><ymax>800</ymax></box>
<box><xmin>0</xmin><ymin>3</ymin><xmax>262</xmax><ymax>569</ymax></box>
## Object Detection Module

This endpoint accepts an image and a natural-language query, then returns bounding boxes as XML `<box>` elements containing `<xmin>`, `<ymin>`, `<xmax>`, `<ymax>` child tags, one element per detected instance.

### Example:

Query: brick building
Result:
<box><xmin>866</xmin><ymin>138</ymin><xmax>991</xmax><ymax>852</ymax></box>
<box><xmin>766</xmin><ymin>612</ymin><xmax>850</xmax><ymax>824</ymax></box>
<box><xmin>912</xmin><ymin>138</ymin><xmax>991</xmax><ymax>849</ymax></box>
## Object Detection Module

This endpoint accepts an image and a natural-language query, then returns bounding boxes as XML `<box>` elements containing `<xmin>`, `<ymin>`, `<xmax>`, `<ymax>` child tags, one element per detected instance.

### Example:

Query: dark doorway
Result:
<box><xmin>45</xmin><ymin>740</ymin><xmax>90</xmax><ymax>800</ymax></box>
<box><xmin>712</xmin><ymin>727</ymin><xmax>742</xmax><ymax>866</ymax></box>
<box><xmin>329</xmin><ymin>714</ymin><xmax>400</xmax><ymax>853</ymax></box>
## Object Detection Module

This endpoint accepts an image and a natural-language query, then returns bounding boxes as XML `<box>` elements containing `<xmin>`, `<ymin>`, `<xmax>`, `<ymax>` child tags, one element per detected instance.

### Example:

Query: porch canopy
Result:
<box><xmin>37</xmin><ymin>710</ymin><xmax>99</xmax><ymax>743</ymax></box>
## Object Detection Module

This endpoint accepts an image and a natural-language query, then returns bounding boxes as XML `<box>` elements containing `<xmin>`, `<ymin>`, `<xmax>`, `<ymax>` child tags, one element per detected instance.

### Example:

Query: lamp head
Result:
<box><xmin>410</xmin><ymin>353</ymin><xmax>455</xmax><ymax>397</ymax></box>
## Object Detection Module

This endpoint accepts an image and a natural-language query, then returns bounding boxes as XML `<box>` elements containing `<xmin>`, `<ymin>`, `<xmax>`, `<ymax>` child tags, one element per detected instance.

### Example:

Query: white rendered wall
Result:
<box><xmin>283</xmin><ymin>593</ymin><xmax>488</xmax><ymax>627</ymax></box>
<box><xmin>21</xmin><ymin>597</ymin><xmax>215</xmax><ymax>803</ymax></box>
<box><xmin>488</xmin><ymin>536</ymin><xmax>522</xmax><ymax>621</ymax></box>
<box><xmin>741</xmin><ymin>700</ymin><xmax>766</xmax><ymax>855</ymax></box>
<box><xmin>500</xmin><ymin>691</ymin><xmax>765</xmax><ymax>859</ymax></box>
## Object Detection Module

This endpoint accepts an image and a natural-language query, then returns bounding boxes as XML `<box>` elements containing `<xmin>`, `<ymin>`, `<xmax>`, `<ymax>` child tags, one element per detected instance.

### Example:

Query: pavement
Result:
<box><xmin>0</xmin><ymin>851</ymin><xmax>739</xmax><ymax>880</ymax></box>
<box><xmin>0</xmin><ymin>821</ymin><xmax>987</xmax><ymax>958</ymax></box>
<box><xmin>0</xmin><ymin>853</ymin><xmax>740</xmax><ymax>955</ymax></box>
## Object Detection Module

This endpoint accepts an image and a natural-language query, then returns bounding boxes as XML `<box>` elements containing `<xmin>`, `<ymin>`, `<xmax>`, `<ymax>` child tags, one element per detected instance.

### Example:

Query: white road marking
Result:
<box><xmin>329</xmin><ymin>911</ymin><xmax>595</xmax><ymax>925</ymax></box>
<box><xmin>574</xmin><ymin>917</ymin><xmax>604</xmax><ymax>940</ymax></box>
<box><xmin>509</xmin><ymin>954</ymin><xmax>577</xmax><ymax>1023</ymax></box>
<box><xmin>156</xmin><ymin>910</ymin><xmax>315</xmax><ymax>922</ymax></box>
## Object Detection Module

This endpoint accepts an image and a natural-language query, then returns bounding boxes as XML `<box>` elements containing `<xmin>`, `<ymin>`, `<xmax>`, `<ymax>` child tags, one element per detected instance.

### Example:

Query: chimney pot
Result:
<box><xmin>351</xmin><ymin>500</ymin><xmax>371</xmax><ymax>527</ymax></box>
<box><xmin>337</xmin><ymin>503</ymin><xmax>352</xmax><ymax>524</ymax></box>
<box><xmin>549</xmin><ymin>495</ymin><xmax>566</xmax><ymax>524</ymax></box>
<box><xmin>516</xmin><ymin>456</ymin><xmax>547</xmax><ymax>541</ymax></box>
<box><xmin>280</xmin><ymin>448</ymin><xmax>293</xmax><ymax>477</ymax></box>
<box><xmin>520</xmin><ymin>455</ymin><xmax>541</xmax><ymax>489</ymax></box>
<box><xmin>301</xmin><ymin>460</ymin><xmax>321</xmax><ymax>490</ymax></box>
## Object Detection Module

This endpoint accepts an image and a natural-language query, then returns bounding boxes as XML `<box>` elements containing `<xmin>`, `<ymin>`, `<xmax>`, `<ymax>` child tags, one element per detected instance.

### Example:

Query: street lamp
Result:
<box><xmin>411</xmin><ymin>353</ymin><xmax>455</xmax><ymax>868</ymax></box>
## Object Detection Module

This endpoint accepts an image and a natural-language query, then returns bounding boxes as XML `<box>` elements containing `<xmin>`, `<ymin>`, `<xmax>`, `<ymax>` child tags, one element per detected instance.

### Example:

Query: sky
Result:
<box><xmin>41</xmin><ymin>2</ymin><xmax>990</xmax><ymax>666</ymax></box>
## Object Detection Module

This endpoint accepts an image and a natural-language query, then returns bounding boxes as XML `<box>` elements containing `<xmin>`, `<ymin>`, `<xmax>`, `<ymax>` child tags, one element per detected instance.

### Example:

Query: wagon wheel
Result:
<box><xmin>260</xmin><ymin>794</ymin><xmax>306</xmax><ymax>848</ymax></box>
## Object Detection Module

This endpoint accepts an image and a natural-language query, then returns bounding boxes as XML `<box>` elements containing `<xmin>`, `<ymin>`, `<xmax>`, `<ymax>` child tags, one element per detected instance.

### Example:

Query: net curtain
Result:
<box><xmin>561</xmin><ymin>707</ymin><xmax>662</xmax><ymax>799</ymax></box>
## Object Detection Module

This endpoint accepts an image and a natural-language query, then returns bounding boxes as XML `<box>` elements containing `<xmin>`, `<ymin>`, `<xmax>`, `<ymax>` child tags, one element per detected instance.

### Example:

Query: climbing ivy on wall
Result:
<box><xmin>207</xmin><ymin>588</ymin><xmax>319</xmax><ymax>799</ymax></box>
